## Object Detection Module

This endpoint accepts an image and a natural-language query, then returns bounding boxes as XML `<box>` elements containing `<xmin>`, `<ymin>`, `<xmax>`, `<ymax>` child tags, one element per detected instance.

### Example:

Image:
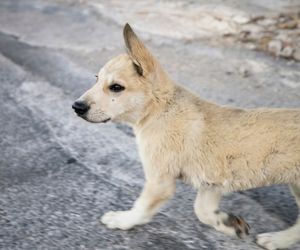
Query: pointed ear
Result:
<box><xmin>123</xmin><ymin>23</ymin><xmax>156</xmax><ymax>76</ymax></box>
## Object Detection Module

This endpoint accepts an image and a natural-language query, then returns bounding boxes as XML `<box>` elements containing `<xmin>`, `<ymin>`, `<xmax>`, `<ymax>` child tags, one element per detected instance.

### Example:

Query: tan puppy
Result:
<box><xmin>72</xmin><ymin>24</ymin><xmax>300</xmax><ymax>250</ymax></box>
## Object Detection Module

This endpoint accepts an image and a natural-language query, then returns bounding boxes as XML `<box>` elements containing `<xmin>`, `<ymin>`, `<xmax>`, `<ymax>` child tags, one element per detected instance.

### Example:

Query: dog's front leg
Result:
<box><xmin>101</xmin><ymin>176</ymin><xmax>175</xmax><ymax>230</ymax></box>
<box><xmin>194</xmin><ymin>187</ymin><xmax>250</xmax><ymax>238</ymax></box>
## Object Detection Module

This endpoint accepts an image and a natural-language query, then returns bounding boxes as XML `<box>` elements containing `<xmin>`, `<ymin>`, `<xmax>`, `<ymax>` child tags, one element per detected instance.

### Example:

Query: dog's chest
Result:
<box><xmin>135</xmin><ymin>129</ymin><xmax>224</xmax><ymax>188</ymax></box>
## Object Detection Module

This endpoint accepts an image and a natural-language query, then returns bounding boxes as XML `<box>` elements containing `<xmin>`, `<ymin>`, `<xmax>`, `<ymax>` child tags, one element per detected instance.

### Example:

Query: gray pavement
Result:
<box><xmin>0</xmin><ymin>0</ymin><xmax>300</xmax><ymax>249</ymax></box>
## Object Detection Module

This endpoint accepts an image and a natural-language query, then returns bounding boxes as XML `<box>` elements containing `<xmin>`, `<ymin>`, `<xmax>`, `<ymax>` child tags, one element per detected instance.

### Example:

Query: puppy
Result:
<box><xmin>72</xmin><ymin>23</ymin><xmax>300</xmax><ymax>250</ymax></box>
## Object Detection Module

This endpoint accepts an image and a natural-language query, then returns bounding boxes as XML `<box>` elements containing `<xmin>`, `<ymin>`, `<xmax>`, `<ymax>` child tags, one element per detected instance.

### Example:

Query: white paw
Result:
<box><xmin>101</xmin><ymin>210</ymin><xmax>148</xmax><ymax>230</ymax></box>
<box><xmin>256</xmin><ymin>232</ymin><xmax>292</xmax><ymax>250</ymax></box>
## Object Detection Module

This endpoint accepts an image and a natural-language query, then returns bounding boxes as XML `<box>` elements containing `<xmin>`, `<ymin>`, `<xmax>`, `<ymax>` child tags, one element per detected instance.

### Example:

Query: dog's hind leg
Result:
<box><xmin>256</xmin><ymin>184</ymin><xmax>300</xmax><ymax>250</ymax></box>
<box><xmin>194</xmin><ymin>187</ymin><xmax>250</xmax><ymax>238</ymax></box>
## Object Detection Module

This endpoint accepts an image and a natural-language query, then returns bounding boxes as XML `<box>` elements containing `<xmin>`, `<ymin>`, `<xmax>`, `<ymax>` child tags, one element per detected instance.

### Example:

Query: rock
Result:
<box><xmin>249</xmin><ymin>15</ymin><xmax>265</xmax><ymax>23</ymax></box>
<box><xmin>257</xmin><ymin>18</ymin><xmax>277</xmax><ymax>27</ymax></box>
<box><xmin>258</xmin><ymin>36</ymin><xmax>273</xmax><ymax>50</ymax></box>
<box><xmin>280</xmin><ymin>46</ymin><xmax>293</xmax><ymax>58</ymax></box>
<box><xmin>293</xmin><ymin>49</ymin><xmax>300</xmax><ymax>61</ymax></box>
<box><xmin>239</xmin><ymin>65</ymin><xmax>251</xmax><ymax>78</ymax></box>
<box><xmin>238</xmin><ymin>30</ymin><xmax>251</xmax><ymax>41</ymax></box>
<box><xmin>240</xmin><ymin>23</ymin><xmax>264</xmax><ymax>34</ymax></box>
<box><xmin>67</xmin><ymin>157</ymin><xmax>77</xmax><ymax>164</ymax></box>
<box><xmin>278</xmin><ymin>20</ymin><xmax>298</xmax><ymax>29</ymax></box>
<box><xmin>268</xmin><ymin>40</ymin><xmax>282</xmax><ymax>56</ymax></box>
<box><xmin>244</xmin><ymin>42</ymin><xmax>256</xmax><ymax>50</ymax></box>
<box><xmin>275</xmin><ymin>32</ymin><xmax>291</xmax><ymax>43</ymax></box>
<box><xmin>233</xmin><ymin>15</ymin><xmax>251</xmax><ymax>24</ymax></box>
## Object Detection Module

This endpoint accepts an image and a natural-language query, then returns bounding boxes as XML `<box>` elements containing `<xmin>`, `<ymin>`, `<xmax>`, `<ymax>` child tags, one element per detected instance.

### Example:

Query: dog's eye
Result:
<box><xmin>109</xmin><ymin>83</ymin><xmax>125</xmax><ymax>93</ymax></box>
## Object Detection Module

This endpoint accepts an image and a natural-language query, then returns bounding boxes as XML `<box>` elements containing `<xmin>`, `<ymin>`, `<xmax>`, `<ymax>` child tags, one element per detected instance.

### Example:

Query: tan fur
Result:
<box><xmin>137</xmin><ymin>94</ymin><xmax>300</xmax><ymax>192</ymax></box>
<box><xmin>75</xmin><ymin>24</ymin><xmax>300</xmax><ymax>250</ymax></box>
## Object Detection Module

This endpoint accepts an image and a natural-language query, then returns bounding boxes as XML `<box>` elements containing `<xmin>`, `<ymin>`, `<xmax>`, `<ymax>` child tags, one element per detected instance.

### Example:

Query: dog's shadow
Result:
<box><xmin>241</xmin><ymin>185</ymin><xmax>298</xmax><ymax>226</ymax></box>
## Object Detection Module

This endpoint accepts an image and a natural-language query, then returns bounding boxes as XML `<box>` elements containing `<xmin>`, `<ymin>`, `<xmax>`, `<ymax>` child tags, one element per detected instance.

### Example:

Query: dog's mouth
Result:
<box><xmin>75</xmin><ymin>112</ymin><xmax>111</xmax><ymax>123</ymax></box>
<box><xmin>87</xmin><ymin>117</ymin><xmax>111</xmax><ymax>123</ymax></box>
<box><xmin>102</xmin><ymin>118</ymin><xmax>111</xmax><ymax>123</ymax></box>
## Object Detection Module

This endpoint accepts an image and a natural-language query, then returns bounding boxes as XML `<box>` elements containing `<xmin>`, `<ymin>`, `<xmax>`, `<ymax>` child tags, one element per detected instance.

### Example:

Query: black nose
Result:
<box><xmin>72</xmin><ymin>100</ymin><xmax>90</xmax><ymax>115</ymax></box>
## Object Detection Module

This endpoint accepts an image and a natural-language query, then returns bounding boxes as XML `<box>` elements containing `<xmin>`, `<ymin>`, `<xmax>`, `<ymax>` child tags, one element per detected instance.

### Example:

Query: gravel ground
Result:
<box><xmin>0</xmin><ymin>0</ymin><xmax>300</xmax><ymax>249</ymax></box>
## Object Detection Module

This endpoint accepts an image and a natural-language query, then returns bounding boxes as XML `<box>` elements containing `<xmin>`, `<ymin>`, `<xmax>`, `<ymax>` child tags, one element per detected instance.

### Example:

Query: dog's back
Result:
<box><xmin>207</xmin><ymin>105</ymin><xmax>300</xmax><ymax>190</ymax></box>
<box><xmin>136</xmin><ymin>85</ymin><xmax>300</xmax><ymax>191</ymax></box>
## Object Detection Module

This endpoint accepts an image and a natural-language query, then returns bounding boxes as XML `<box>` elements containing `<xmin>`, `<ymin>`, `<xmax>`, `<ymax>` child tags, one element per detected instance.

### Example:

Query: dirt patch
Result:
<box><xmin>225</xmin><ymin>11</ymin><xmax>300</xmax><ymax>61</ymax></box>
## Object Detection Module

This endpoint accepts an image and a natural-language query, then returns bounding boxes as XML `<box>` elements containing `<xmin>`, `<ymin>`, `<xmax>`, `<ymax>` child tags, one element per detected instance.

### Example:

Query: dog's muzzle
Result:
<box><xmin>72</xmin><ymin>100</ymin><xmax>90</xmax><ymax>115</ymax></box>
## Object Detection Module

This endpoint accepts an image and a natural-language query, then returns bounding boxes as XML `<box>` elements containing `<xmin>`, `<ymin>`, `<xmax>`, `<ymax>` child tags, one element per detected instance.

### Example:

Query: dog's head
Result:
<box><xmin>72</xmin><ymin>23</ymin><xmax>173</xmax><ymax>125</ymax></box>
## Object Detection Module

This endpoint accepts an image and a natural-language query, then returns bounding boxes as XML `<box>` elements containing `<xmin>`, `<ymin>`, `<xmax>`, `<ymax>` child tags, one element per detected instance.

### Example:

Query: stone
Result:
<box><xmin>293</xmin><ymin>49</ymin><xmax>300</xmax><ymax>61</ymax></box>
<box><xmin>244</xmin><ymin>42</ymin><xmax>256</xmax><ymax>50</ymax></box>
<box><xmin>268</xmin><ymin>40</ymin><xmax>282</xmax><ymax>56</ymax></box>
<box><xmin>233</xmin><ymin>15</ymin><xmax>251</xmax><ymax>24</ymax></box>
<box><xmin>280</xmin><ymin>46</ymin><xmax>294</xmax><ymax>58</ymax></box>
<box><xmin>239</xmin><ymin>65</ymin><xmax>251</xmax><ymax>78</ymax></box>
<box><xmin>257</xmin><ymin>18</ymin><xmax>277</xmax><ymax>27</ymax></box>
<box><xmin>240</xmin><ymin>23</ymin><xmax>264</xmax><ymax>34</ymax></box>
<box><xmin>278</xmin><ymin>20</ymin><xmax>298</xmax><ymax>29</ymax></box>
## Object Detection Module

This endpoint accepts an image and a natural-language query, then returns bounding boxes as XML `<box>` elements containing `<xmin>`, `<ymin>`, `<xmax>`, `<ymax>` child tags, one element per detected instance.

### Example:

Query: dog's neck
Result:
<box><xmin>134</xmin><ymin>81</ymin><xmax>176</xmax><ymax>130</ymax></box>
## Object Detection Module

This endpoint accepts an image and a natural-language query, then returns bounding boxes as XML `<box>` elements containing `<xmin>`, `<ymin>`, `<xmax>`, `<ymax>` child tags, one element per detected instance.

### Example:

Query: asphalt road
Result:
<box><xmin>0</xmin><ymin>1</ymin><xmax>300</xmax><ymax>249</ymax></box>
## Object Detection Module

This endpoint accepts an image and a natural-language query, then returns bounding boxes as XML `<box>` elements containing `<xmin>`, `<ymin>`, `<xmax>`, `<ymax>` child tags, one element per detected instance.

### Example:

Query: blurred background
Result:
<box><xmin>0</xmin><ymin>0</ymin><xmax>300</xmax><ymax>249</ymax></box>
